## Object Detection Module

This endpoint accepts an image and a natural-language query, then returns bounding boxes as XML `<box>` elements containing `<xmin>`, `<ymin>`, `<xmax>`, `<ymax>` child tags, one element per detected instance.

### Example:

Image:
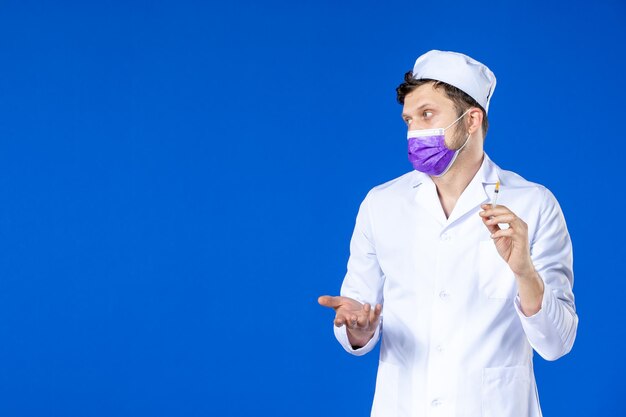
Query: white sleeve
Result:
<box><xmin>514</xmin><ymin>187</ymin><xmax>578</xmax><ymax>361</ymax></box>
<box><xmin>333</xmin><ymin>191</ymin><xmax>386</xmax><ymax>356</ymax></box>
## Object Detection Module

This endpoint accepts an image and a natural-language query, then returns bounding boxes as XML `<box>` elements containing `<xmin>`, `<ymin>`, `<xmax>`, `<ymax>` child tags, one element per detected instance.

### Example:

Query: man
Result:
<box><xmin>318</xmin><ymin>50</ymin><xmax>578</xmax><ymax>417</ymax></box>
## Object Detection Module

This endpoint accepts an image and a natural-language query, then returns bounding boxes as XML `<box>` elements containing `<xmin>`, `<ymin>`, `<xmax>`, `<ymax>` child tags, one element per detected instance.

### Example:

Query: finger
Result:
<box><xmin>371</xmin><ymin>303</ymin><xmax>383</xmax><ymax>323</ymax></box>
<box><xmin>481</xmin><ymin>203</ymin><xmax>512</xmax><ymax>211</ymax></box>
<box><xmin>342</xmin><ymin>314</ymin><xmax>357</xmax><ymax>329</ymax></box>
<box><xmin>484</xmin><ymin>213</ymin><xmax>516</xmax><ymax>226</ymax></box>
<box><xmin>356</xmin><ymin>304</ymin><xmax>371</xmax><ymax>328</ymax></box>
<box><xmin>479</xmin><ymin>209</ymin><xmax>511</xmax><ymax>219</ymax></box>
<box><xmin>361</xmin><ymin>303</ymin><xmax>372</xmax><ymax>321</ymax></box>
<box><xmin>491</xmin><ymin>228</ymin><xmax>515</xmax><ymax>239</ymax></box>
<box><xmin>479</xmin><ymin>205</ymin><xmax>513</xmax><ymax>218</ymax></box>
<box><xmin>335</xmin><ymin>312</ymin><xmax>357</xmax><ymax>328</ymax></box>
<box><xmin>481</xmin><ymin>216</ymin><xmax>501</xmax><ymax>234</ymax></box>
<box><xmin>369</xmin><ymin>303</ymin><xmax>382</xmax><ymax>324</ymax></box>
<box><xmin>481</xmin><ymin>217</ymin><xmax>500</xmax><ymax>234</ymax></box>
<box><xmin>318</xmin><ymin>295</ymin><xmax>342</xmax><ymax>309</ymax></box>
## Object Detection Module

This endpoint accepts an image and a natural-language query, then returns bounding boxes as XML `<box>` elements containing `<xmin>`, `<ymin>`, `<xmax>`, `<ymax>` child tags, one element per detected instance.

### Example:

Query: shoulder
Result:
<box><xmin>363</xmin><ymin>170</ymin><xmax>418</xmax><ymax>202</ymax></box>
<box><xmin>495</xmin><ymin>164</ymin><xmax>562</xmax><ymax>217</ymax></box>
<box><xmin>497</xmin><ymin>166</ymin><xmax>553</xmax><ymax>200</ymax></box>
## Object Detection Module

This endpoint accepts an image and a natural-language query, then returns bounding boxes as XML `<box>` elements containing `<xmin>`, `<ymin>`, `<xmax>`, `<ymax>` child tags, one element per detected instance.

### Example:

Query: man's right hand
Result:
<box><xmin>318</xmin><ymin>295</ymin><xmax>382</xmax><ymax>348</ymax></box>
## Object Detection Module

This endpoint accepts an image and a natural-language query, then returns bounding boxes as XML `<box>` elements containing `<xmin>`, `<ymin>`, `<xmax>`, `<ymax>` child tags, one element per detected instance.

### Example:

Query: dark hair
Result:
<box><xmin>396</xmin><ymin>71</ymin><xmax>489</xmax><ymax>138</ymax></box>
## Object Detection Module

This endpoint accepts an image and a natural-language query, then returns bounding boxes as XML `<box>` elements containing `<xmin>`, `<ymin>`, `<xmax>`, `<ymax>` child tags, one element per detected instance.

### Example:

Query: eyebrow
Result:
<box><xmin>401</xmin><ymin>102</ymin><xmax>436</xmax><ymax>119</ymax></box>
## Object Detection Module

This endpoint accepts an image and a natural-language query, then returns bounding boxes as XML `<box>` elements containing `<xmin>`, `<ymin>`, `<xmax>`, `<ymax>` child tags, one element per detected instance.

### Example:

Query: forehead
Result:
<box><xmin>402</xmin><ymin>83</ymin><xmax>454</xmax><ymax>113</ymax></box>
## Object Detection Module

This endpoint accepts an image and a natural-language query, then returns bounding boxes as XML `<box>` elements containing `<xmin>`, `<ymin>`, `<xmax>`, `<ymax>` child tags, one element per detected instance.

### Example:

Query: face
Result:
<box><xmin>401</xmin><ymin>83</ymin><xmax>469</xmax><ymax>149</ymax></box>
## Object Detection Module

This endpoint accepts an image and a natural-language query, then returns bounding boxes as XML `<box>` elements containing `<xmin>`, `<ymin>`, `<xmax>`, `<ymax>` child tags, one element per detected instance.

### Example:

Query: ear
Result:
<box><xmin>467</xmin><ymin>107</ymin><xmax>483</xmax><ymax>135</ymax></box>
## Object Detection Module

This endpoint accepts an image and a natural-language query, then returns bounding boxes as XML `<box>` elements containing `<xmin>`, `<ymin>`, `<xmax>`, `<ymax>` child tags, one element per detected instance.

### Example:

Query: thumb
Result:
<box><xmin>318</xmin><ymin>295</ymin><xmax>342</xmax><ymax>309</ymax></box>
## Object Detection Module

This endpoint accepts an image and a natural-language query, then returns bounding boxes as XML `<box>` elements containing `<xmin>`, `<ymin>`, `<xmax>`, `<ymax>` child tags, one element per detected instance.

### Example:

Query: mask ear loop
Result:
<box><xmin>443</xmin><ymin>108</ymin><xmax>471</xmax><ymax>131</ymax></box>
<box><xmin>433</xmin><ymin>133</ymin><xmax>472</xmax><ymax>178</ymax></box>
<box><xmin>458</xmin><ymin>133</ymin><xmax>471</xmax><ymax>151</ymax></box>
<box><xmin>435</xmin><ymin>109</ymin><xmax>473</xmax><ymax>178</ymax></box>
<box><xmin>454</xmin><ymin>108</ymin><xmax>474</xmax><ymax>151</ymax></box>
<box><xmin>446</xmin><ymin>107</ymin><xmax>473</xmax><ymax>154</ymax></box>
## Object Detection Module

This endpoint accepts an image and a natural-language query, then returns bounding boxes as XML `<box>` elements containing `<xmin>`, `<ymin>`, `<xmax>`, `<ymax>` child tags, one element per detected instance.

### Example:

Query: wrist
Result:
<box><xmin>514</xmin><ymin>263</ymin><xmax>538</xmax><ymax>282</ymax></box>
<box><xmin>516</xmin><ymin>269</ymin><xmax>545</xmax><ymax>316</ymax></box>
<box><xmin>347</xmin><ymin>327</ymin><xmax>376</xmax><ymax>349</ymax></box>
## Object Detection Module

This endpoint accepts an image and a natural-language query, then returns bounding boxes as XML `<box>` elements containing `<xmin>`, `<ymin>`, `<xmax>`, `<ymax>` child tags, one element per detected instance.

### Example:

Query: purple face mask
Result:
<box><xmin>407</xmin><ymin>109</ymin><xmax>471</xmax><ymax>177</ymax></box>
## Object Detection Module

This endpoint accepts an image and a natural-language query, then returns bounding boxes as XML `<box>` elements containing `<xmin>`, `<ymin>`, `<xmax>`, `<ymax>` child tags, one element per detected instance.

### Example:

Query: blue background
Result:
<box><xmin>1</xmin><ymin>0</ymin><xmax>624</xmax><ymax>415</ymax></box>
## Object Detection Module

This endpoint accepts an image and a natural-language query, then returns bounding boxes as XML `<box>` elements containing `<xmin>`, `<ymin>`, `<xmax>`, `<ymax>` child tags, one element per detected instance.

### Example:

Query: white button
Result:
<box><xmin>431</xmin><ymin>398</ymin><xmax>443</xmax><ymax>407</ymax></box>
<box><xmin>439</xmin><ymin>290</ymin><xmax>449</xmax><ymax>300</ymax></box>
<box><xmin>435</xmin><ymin>344</ymin><xmax>444</xmax><ymax>352</ymax></box>
<box><xmin>440</xmin><ymin>233</ymin><xmax>451</xmax><ymax>241</ymax></box>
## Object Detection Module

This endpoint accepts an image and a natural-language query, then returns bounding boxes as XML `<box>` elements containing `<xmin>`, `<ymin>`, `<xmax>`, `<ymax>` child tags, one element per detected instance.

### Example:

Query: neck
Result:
<box><xmin>432</xmin><ymin>139</ymin><xmax>484</xmax><ymax>218</ymax></box>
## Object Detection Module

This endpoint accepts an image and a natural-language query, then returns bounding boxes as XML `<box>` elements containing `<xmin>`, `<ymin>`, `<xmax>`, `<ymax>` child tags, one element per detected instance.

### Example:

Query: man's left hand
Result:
<box><xmin>479</xmin><ymin>203</ymin><xmax>545</xmax><ymax>316</ymax></box>
<box><xmin>479</xmin><ymin>204</ymin><xmax>535</xmax><ymax>278</ymax></box>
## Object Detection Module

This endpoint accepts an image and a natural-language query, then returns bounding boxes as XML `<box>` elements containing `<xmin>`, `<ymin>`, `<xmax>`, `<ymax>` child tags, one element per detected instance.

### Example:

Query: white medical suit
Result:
<box><xmin>333</xmin><ymin>153</ymin><xmax>578</xmax><ymax>417</ymax></box>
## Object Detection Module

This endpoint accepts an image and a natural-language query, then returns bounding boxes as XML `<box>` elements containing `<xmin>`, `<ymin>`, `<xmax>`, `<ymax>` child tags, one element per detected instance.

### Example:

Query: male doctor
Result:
<box><xmin>318</xmin><ymin>50</ymin><xmax>578</xmax><ymax>417</ymax></box>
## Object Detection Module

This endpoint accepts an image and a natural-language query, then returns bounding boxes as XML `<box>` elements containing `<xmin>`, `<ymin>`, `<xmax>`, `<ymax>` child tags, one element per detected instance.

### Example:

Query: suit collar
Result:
<box><xmin>410</xmin><ymin>153</ymin><xmax>501</xmax><ymax>228</ymax></box>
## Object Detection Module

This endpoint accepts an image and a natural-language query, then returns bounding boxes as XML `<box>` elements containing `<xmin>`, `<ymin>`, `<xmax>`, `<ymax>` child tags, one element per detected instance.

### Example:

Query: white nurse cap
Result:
<box><xmin>412</xmin><ymin>50</ymin><xmax>497</xmax><ymax>113</ymax></box>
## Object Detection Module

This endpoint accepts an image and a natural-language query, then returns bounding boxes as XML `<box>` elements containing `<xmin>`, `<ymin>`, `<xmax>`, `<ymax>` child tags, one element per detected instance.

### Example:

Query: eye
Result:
<box><xmin>403</xmin><ymin>118</ymin><xmax>412</xmax><ymax>126</ymax></box>
<box><xmin>423</xmin><ymin>110</ymin><xmax>433</xmax><ymax>119</ymax></box>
